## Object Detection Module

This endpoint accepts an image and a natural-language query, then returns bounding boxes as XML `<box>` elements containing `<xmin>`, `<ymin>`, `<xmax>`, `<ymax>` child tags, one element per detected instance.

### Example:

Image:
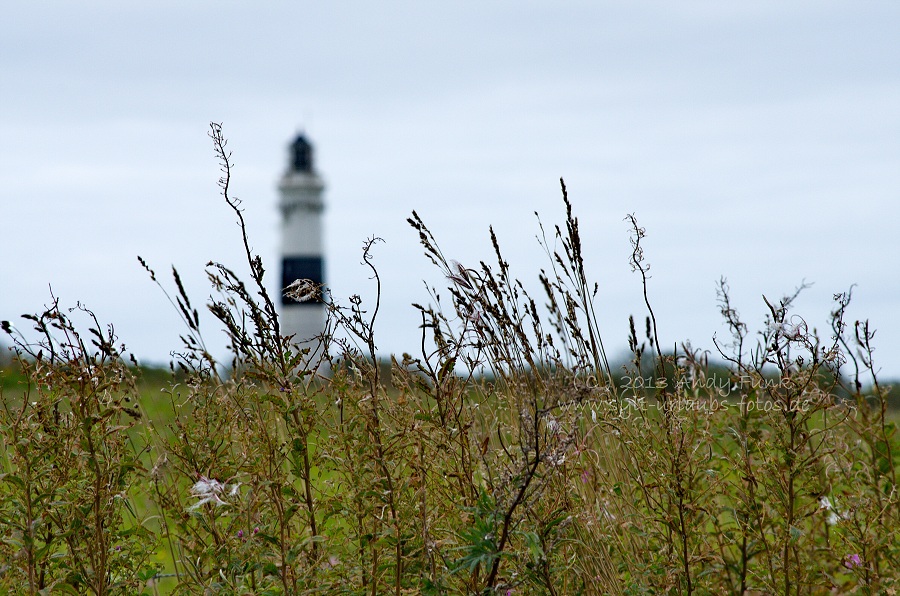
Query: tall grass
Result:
<box><xmin>1</xmin><ymin>123</ymin><xmax>897</xmax><ymax>595</ymax></box>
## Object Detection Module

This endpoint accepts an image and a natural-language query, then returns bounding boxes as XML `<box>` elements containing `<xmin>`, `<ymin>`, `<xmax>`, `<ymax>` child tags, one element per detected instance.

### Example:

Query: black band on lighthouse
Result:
<box><xmin>281</xmin><ymin>256</ymin><xmax>324</xmax><ymax>305</ymax></box>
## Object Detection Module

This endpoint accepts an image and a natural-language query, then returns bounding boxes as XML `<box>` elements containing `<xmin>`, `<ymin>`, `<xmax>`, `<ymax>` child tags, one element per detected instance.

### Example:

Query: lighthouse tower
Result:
<box><xmin>279</xmin><ymin>134</ymin><xmax>326</xmax><ymax>353</ymax></box>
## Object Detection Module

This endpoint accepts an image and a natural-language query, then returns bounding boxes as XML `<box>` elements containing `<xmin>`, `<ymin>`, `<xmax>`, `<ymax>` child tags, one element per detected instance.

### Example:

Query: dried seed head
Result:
<box><xmin>284</xmin><ymin>279</ymin><xmax>322</xmax><ymax>303</ymax></box>
<box><xmin>447</xmin><ymin>260</ymin><xmax>473</xmax><ymax>290</ymax></box>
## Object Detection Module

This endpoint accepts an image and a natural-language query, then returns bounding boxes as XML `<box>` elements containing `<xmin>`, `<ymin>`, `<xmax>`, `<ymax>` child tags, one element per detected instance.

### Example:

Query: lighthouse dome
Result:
<box><xmin>290</xmin><ymin>134</ymin><xmax>314</xmax><ymax>173</ymax></box>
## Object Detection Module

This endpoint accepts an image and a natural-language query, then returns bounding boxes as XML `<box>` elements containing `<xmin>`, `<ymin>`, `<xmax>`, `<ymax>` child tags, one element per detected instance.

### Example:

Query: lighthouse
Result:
<box><xmin>279</xmin><ymin>133</ymin><xmax>326</xmax><ymax>355</ymax></box>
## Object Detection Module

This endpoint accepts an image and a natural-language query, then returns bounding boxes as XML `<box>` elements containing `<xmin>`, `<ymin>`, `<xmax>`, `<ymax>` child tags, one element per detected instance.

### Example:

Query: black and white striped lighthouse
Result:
<box><xmin>279</xmin><ymin>133</ymin><xmax>326</xmax><ymax>352</ymax></box>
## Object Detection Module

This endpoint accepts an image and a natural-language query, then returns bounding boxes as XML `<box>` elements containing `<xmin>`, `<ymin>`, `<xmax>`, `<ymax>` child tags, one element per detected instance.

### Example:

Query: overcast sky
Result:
<box><xmin>2</xmin><ymin>2</ymin><xmax>898</xmax><ymax>379</ymax></box>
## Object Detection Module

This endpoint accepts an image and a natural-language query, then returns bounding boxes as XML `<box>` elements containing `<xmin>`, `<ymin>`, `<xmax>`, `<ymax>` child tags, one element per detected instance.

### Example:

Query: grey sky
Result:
<box><xmin>2</xmin><ymin>2</ymin><xmax>898</xmax><ymax>377</ymax></box>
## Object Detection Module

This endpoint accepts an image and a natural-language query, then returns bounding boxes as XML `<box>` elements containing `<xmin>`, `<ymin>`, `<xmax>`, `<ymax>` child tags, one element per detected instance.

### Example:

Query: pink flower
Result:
<box><xmin>844</xmin><ymin>553</ymin><xmax>862</xmax><ymax>569</ymax></box>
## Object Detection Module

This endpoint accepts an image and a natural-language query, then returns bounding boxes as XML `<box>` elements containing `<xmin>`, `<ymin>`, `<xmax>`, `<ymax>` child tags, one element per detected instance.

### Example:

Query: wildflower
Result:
<box><xmin>819</xmin><ymin>495</ymin><xmax>850</xmax><ymax>525</ymax></box>
<box><xmin>237</xmin><ymin>529</ymin><xmax>244</xmax><ymax>539</ymax></box>
<box><xmin>844</xmin><ymin>553</ymin><xmax>862</xmax><ymax>569</ymax></box>
<box><xmin>819</xmin><ymin>495</ymin><xmax>841</xmax><ymax>525</ymax></box>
